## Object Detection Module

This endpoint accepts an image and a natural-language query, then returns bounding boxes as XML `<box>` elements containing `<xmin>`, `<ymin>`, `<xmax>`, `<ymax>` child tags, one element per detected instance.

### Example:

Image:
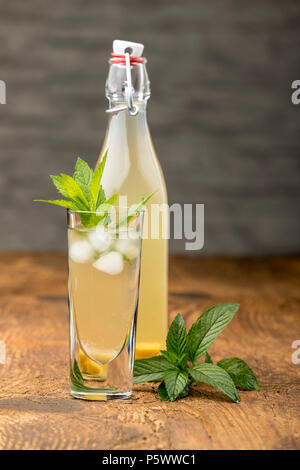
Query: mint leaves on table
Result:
<box><xmin>187</xmin><ymin>303</ymin><xmax>238</xmax><ymax>363</ymax></box>
<box><xmin>35</xmin><ymin>151</ymin><xmax>152</xmax><ymax>228</ymax></box>
<box><xmin>133</xmin><ymin>303</ymin><xmax>260</xmax><ymax>402</ymax></box>
<box><xmin>216</xmin><ymin>357</ymin><xmax>260</xmax><ymax>391</ymax></box>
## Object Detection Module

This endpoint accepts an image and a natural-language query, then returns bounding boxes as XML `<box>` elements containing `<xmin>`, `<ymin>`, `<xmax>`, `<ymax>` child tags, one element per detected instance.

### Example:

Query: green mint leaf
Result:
<box><xmin>50</xmin><ymin>175</ymin><xmax>70</xmax><ymax>198</ymax></box>
<box><xmin>79</xmin><ymin>213</ymin><xmax>104</xmax><ymax>228</ymax></box>
<box><xmin>157</xmin><ymin>382</ymin><xmax>169</xmax><ymax>401</ymax></box>
<box><xmin>95</xmin><ymin>197</ymin><xmax>118</xmax><ymax>222</ymax></box>
<box><xmin>98</xmin><ymin>193</ymin><xmax>118</xmax><ymax>210</ymax></box>
<box><xmin>36</xmin><ymin>153</ymin><xmax>155</xmax><ymax>230</ymax></box>
<box><xmin>133</xmin><ymin>356</ymin><xmax>177</xmax><ymax>384</ymax></box>
<box><xmin>191</xmin><ymin>363</ymin><xmax>239</xmax><ymax>403</ymax></box>
<box><xmin>160</xmin><ymin>350</ymin><xmax>177</xmax><ymax>364</ymax></box>
<box><xmin>217</xmin><ymin>358</ymin><xmax>260</xmax><ymax>391</ymax></box>
<box><xmin>73</xmin><ymin>157</ymin><xmax>93</xmax><ymax>204</ymax></box>
<box><xmin>70</xmin><ymin>359</ymin><xmax>117</xmax><ymax>393</ymax></box>
<box><xmin>96</xmin><ymin>186</ymin><xmax>106</xmax><ymax>209</ymax></box>
<box><xmin>131</xmin><ymin>191</ymin><xmax>155</xmax><ymax>212</ymax></box>
<box><xmin>117</xmin><ymin>192</ymin><xmax>155</xmax><ymax>227</ymax></box>
<box><xmin>90</xmin><ymin>150</ymin><xmax>108</xmax><ymax>209</ymax></box>
<box><xmin>178</xmin><ymin>380</ymin><xmax>192</xmax><ymax>399</ymax></box>
<box><xmin>160</xmin><ymin>350</ymin><xmax>187</xmax><ymax>369</ymax></box>
<box><xmin>71</xmin><ymin>359</ymin><xmax>84</xmax><ymax>386</ymax></box>
<box><xmin>96</xmin><ymin>202</ymin><xmax>115</xmax><ymax>213</ymax></box>
<box><xmin>205</xmin><ymin>352</ymin><xmax>213</xmax><ymax>364</ymax></box>
<box><xmin>94</xmin><ymin>195</ymin><xmax>119</xmax><ymax>228</ymax></box>
<box><xmin>187</xmin><ymin>303</ymin><xmax>239</xmax><ymax>363</ymax></box>
<box><xmin>34</xmin><ymin>199</ymin><xmax>78</xmax><ymax>209</ymax></box>
<box><xmin>122</xmin><ymin>254</ymin><xmax>131</xmax><ymax>263</ymax></box>
<box><xmin>158</xmin><ymin>379</ymin><xmax>190</xmax><ymax>402</ymax></box>
<box><xmin>164</xmin><ymin>369</ymin><xmax>189</xmax><ymax>402</ymax></box>
<box><xmin>51</xmin><ymin>174</ymin><xmax>89</xmax><ymax>209</ymax></box>
<box><xmin>166</xmin><ymin>313</ymin><xmax>187</xmax><ymax>362</ymax></box>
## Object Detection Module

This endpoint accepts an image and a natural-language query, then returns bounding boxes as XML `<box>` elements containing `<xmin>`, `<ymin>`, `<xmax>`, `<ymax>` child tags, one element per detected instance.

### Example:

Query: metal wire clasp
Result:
<box><xmin>106</xmin><ymin>52</ymin><xmax>139</xmax><ymax>116</ymax></box>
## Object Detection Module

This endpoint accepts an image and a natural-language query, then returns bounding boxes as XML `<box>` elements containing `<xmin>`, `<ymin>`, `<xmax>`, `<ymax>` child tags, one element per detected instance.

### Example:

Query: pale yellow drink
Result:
<box><xmin>97</xmin><ymin>103</ymin><xmax>168</xmax><ymax>358</ymax></box>
<box><xmin>68</xmin><ymin>225</ymin><xmax>141</xmax><ymax>369</ymax></box>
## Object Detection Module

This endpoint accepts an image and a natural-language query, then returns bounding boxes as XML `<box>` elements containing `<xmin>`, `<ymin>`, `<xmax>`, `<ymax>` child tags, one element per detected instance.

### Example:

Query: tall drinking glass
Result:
<box><xmin>67</xmin><ymin>208</ymin><xmax>144</xmax><ymax>400</ymax></box>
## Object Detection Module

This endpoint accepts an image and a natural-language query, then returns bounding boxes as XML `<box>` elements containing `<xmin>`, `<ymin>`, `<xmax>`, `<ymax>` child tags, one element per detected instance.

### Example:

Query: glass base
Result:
<box><xmin>82</xmin><ymin>372</ymin><xmax>106</xmax><ymax>381</ymax></box>
<box><xmin>70</xmin><ymin>388</ymin><xmax>132</xmax><ymax>401</ymax></box>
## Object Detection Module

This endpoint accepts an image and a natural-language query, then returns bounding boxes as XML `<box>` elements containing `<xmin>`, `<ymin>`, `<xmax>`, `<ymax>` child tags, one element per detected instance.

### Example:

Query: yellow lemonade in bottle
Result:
<box><xmin>96</xmin><ymin>41</ymin><xmax>168</xmax><ymax>358</ymax></box>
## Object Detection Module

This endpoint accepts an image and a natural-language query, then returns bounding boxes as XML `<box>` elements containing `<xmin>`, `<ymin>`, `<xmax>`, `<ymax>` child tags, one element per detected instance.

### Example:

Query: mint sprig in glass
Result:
<box><xmin>35</xmin><ymin>151</ymin><xmax>151</xmax><ymax>400</ymax></box>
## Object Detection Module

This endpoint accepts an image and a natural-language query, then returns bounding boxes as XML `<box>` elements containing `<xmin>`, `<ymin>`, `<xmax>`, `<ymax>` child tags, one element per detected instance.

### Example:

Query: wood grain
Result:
<box><xmin>0</xmin><ymin>253</ymin><xmax>299</xmax><ymax>450</ymax></box>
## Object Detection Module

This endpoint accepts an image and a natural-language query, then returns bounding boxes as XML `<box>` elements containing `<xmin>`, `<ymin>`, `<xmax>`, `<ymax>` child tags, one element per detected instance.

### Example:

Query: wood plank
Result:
<box><xmin>0</xmin><ymin>253</ymin><xmax>299</xmax><ymax>450</ymax></box>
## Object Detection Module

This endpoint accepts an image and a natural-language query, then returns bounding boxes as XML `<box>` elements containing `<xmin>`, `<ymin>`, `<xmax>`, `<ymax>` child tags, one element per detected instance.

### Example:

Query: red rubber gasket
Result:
<box><xmin>111</xmin><ymin>52</ymin><xmax>144</xmax><ymax>65</ymax></box>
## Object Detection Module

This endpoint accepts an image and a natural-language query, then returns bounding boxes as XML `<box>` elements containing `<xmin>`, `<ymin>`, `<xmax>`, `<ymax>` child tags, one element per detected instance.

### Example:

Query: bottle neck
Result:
<box><xmin>107</xmin><ymin>99</ymin><xmax>148</xmax><ymax>113</ymax></box>
<box><xmin>105</xmin><ymin>60</ymin><xmax>151</xmax><ymax>104</ymax></box>
<box><xmin>105</xmin><ymin>101</ymin><xmax>150</xmax><ymax>139</ymax></box>
<box><xmin>100</xmin><ymin>97</ymin><xmax>154</xmax><ymax>200</ymax></box>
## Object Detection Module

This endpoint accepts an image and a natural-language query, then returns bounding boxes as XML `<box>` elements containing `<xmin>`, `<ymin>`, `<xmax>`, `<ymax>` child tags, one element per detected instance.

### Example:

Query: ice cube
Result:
<box><xmin>128</xmin><ymin>229</ymin><xmax>141</xmax><ymax>240</ymax></box>
<box><xmin>125</xmin><ymin>244</ymin><xmax>139</xmax><ymax>260</ymax></box>
<box><xmin>117</xmin><ymin>227</ymin><xmax>140</xmax><ymax>240</ymax></box>
<box><xmin>93</xmin><ymin>251</ymin><xmax>124</xmax><ymax>275</ymax></box>
<box><xmin>69</xmin><ymin>240</ymin><xmax>94</xmax><ymax>263</ymax></box>
<box><xmin>117</xmin><ymin>226</ymin><xmax>130</xmax><ymax>240</ymax></box>
<box><xmin>88</xmin><ymin>225</ymin><xmax>112</xmax><ymax>252</ymax></box>
<box><xmin>114</xmin><ymin>238</ymin><xmax>139</xmax><ymax>260</ymax></box>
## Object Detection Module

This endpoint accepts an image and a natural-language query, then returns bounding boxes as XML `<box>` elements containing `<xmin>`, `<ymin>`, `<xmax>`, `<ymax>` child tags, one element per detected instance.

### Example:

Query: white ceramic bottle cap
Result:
<box><xmin>113</xmin><ymin>40</ymin><xmax>144</xmax><ymax>57</ymax></box>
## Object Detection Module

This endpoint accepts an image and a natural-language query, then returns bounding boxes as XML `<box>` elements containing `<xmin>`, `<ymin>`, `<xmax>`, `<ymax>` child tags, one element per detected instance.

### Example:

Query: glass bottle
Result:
<box><xmin>96</xmin><ymin>41</ymin><xmax>168</xmax><ymax>359</ymax></box>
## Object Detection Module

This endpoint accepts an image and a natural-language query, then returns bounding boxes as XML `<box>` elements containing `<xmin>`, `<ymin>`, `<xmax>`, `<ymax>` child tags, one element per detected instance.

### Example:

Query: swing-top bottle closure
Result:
<box><xmin>106</xmin><ymin>40</ymin><xmax>150</xmax><ymax>116</ymax></box>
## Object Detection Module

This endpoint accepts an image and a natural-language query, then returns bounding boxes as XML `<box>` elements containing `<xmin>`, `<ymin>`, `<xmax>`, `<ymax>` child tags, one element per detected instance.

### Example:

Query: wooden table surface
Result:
<box><xmin>0</xmin><ymin>253</ymin><xmax>299</xmax><ymax>450</ymax></box>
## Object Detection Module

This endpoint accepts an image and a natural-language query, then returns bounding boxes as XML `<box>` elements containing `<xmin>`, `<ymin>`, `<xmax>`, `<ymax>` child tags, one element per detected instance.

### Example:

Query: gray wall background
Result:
<box><xmin>0</xmin><ymin>0</ymin><xmax>299</xmax><ymax>255</ymax></box>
